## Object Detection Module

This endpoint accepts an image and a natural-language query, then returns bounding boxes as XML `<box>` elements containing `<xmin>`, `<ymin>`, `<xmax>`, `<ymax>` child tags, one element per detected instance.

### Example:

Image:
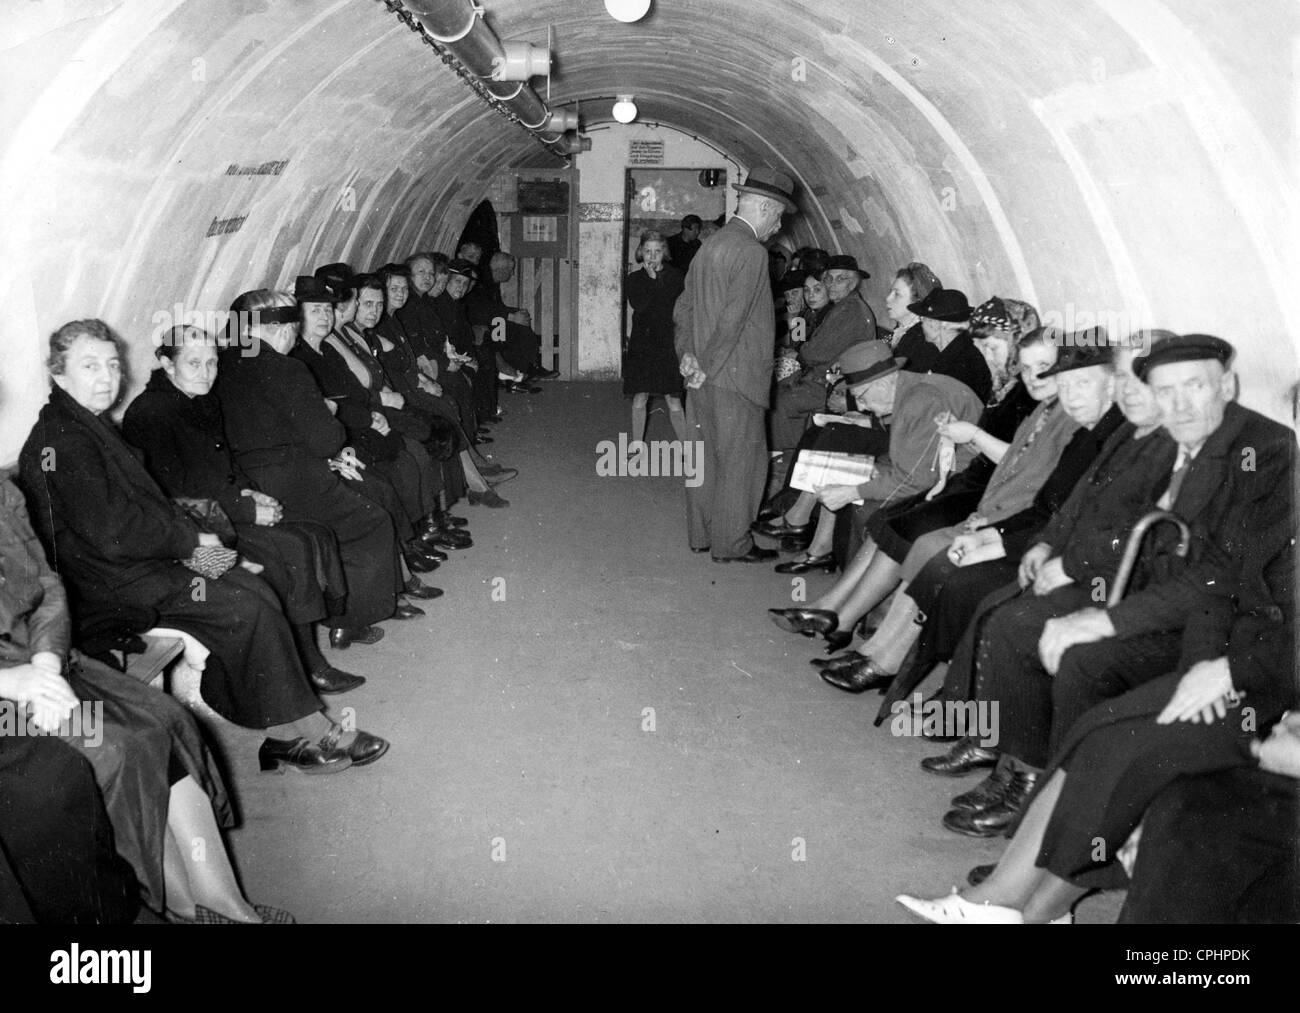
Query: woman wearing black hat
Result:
<box><xmin>911</xmin><ymin>288</ymin><xmax>993</xmax><ymax>402</ymax></box>
<box><xmin>623</xmin><ymin>231</ymin><xmax>688</xmax><ymax>445</ymax></box>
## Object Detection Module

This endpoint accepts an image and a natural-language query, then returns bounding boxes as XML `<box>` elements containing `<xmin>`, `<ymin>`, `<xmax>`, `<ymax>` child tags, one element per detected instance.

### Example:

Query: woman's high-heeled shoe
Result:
<box><xmin>822</xmin><ymin>629</ymin><xmax>853</xmax><ymax>653</ymax></box>
<box><xmin>468</xmin><ymin>488</ymin><xmax>509</xmax><ymax>508</ymax></box>
<box><xmin>819</xmin><ymin>656</ymin><xmax>895</xmax><ymax>694</ymax></box>
<box><xmin>767</xmin><ymin>607</ymin><xmax>837</xmax><ymax>636</ymax></box>
<box><xmin>809</xmin><ymin>650</ymin><xmax>862</xmax><ymax>671</ymax></box>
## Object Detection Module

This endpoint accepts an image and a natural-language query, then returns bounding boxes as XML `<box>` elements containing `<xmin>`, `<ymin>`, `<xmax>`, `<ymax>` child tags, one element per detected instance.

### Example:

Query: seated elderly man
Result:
<box><xmin>896</xmin><ymin>497</ymin><xmax>1295</xmax><ymax>924</ymax></box>
<box><xmin>465</xmin><ymin>251</ymin><xmax>560</xmax><ymax>383</ymax></box>
<box><xmin>769</xmin><ymin>255</ymin><xmax>879</xmax><ymax>453</ymax></box>
<box><xmin>771</xmin><ymin>342</ymin><xmax>985</xmax><ymax>576</ymax></box>
<box><xmin>937</xmin><ymin>333</ymin><xmax>1296</xmax><ymax>837</ymax></box>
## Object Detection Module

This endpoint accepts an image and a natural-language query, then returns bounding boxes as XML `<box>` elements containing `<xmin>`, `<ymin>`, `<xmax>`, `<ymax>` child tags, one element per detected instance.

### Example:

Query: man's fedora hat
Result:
<box><xmin>1132</xmin><ymin>333</ymin><xmax>1234</xmax><ymax>380</ymax></box>
<box><xmin>908</xmin><ymin>288</ymin><xmax>972</xmax><ymax>322</ymax></box>
<box><xmin>838</xmin><ymin>341</ymin><xmax>901</xmax><ymax>386</ymax></box>
<box><xmin>293</xmin><ymin>275</ymin><xmax>338</xmax><ymax>304</ymax></box>
<box><xmin>733</xmin><ymin>166</ymin><xmax>798</xmax><ymax>212</ymax></box>
<box><xmin>446</xmin><ymin>259</ymin><xmax>478</xmax><ymax>279</ymax></box>
<box><xmin>780</xmin><ymin>269</ymin><xmax>808</xmax><ymax>292</ymax></box>
<box><xmin>824</xmin><ymin>254</ymin><xmax>869</xmax><ymax>279</ymax></box>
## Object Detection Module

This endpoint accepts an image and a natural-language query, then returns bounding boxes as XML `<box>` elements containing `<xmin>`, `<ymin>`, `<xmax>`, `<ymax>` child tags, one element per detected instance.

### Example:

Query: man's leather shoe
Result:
<box><xmin>403</xmin><ymin>550</ymin><xmax>440</xmax><ymax>573</ymax></box>
<box><xmin>751</xmin><ymin>517</ymin><xmax>810</xmax><ymax>539</ymax></box>
<box><xmin>308</xmin><ymin>666</ymin><xmax>366</xmax><ymax>695</ymax></box>
<box><xmin>773</xmin><ymin>553</ymin><xmax>836</xmax><ymax>575</ymax></box>
<box><xmin>713</xmin><ymin>546</ymin><xmax>779</xmax><ymax>563</ymax></box>
<box><xmin>968</xmin><ymin>864</ymin><xmax>995</xmax><ymax>887</ymax></box>
<box><xmin>393</xmin><ymin>602</ymin><xmax>425</xmax><ymax>620</ymax></box>
<box><xmin>468</xmin><ymin>488</ymin><xmax>509</xmax><ymax>507</ymax></box>
<box><xmin>437</xmin><ymin>512</ymin><xmax>470</xmax><ymax>528</ymax></box>
<box><xmin>819</xmin><ymin>656</ymin><xmax>894</xmax><ymax>694</ymax></box>
<box><xmin>950</xmin><ymin>763</ymin><xmax>1013</xmax><ymax>811</ymax></box>
<box><xmin>403</xmin><ymin>581</ymin><xmax>444</xmax><ymax>600</ymax></box>
<box><xmin>421</xmin><ymin>529</ymin><xmax>472</xmax><ymax>551</ymax></box>
<box><xmin>943</xmin><ymin>770</ymin><xmax>1039</xmax><ymax>837</ymax></box>
<box><xmin>919</xmin><ymin>736</ymin><xmax>1000</xmax><ymax>777</ymax></box>
<box><xmin>258</xmin><ymin>737</ymin><xmax>352</xmax><ymax>774</ymax></box>
<box><xmin>768</xmin><ymin>607</ymin><xmax>838</xmax><ymax>636</ymax></box>
<box><xmin>320</xmin><ymin>723</ymin><xmax>390</xmax><ymax>767</ymax></box>
<box><xmin>328</xmin><ymin>625</ymin><xmax>384</xmax><ymax>649</ymax></box>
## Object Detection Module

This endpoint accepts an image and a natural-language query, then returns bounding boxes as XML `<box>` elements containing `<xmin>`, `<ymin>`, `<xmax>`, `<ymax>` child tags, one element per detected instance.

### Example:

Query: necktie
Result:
<box><xmin>1161</xmin><ymin>451</ymin><xmax>1191</xmax><ymax>510</ymax></box>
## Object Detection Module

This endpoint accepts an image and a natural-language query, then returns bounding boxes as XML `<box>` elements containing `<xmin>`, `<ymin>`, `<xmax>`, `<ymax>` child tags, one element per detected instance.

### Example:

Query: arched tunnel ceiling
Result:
<box><xmin>1</xmin><ymin>0</ymin><xmax>1297</xmax><ymax>442</ymax></box>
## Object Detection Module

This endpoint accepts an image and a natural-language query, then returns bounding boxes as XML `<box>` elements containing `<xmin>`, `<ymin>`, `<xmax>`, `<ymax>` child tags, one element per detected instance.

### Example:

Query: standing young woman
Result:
<box><xmin>623</xmin><ymin>231</ymin><xmax>687</xmax><ymax>445</ymax></box>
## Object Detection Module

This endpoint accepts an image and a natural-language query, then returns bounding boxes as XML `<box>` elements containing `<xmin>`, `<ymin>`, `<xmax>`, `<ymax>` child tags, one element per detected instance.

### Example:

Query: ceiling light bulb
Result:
<box><xmin>605</xmin><ymin>0</ymin><xmax>651</xmax><ymax>24</ymax></box>
<box><xmin>612</xmin><ymin>96</ymin><xmax>638</xmax><ymax>123</ymax></box>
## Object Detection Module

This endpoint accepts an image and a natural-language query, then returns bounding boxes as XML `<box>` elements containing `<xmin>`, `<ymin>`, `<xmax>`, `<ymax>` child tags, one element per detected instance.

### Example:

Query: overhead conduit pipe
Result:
<box><xmin>386</xmin><ymin>0</ymin><xmax>585</xmax><ymax>155</ymax></box>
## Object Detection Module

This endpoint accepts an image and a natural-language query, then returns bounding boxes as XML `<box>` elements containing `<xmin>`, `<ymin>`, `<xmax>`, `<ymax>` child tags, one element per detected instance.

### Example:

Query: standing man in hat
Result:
<box><xmin>674</xmin><ymin>167</ymin><xmax>797</xmax><ymax>561</ymax></box>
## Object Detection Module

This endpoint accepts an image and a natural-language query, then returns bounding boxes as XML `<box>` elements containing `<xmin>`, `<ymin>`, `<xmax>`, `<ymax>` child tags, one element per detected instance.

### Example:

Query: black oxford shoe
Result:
<box><xmin>942</xmin><ymin>770</ymin><xmax>1039</xmax><ymax>837</ymax></box>
<box><xmin>768</xmin><ymin>607</ymin><xmax>838</xmax><ymax>636</ymax></box>
<box><xmin>403</xmin><ymin>581</ymin><xmax>444</xmax><ymax>600</ymax></box>
<box><xmin>403</xmin><ymin>550</ymin><xmax>440</xmax><ymax>573</ymax></box>
<box><xmin>258</xmin><ymin>737</ymin><xmax>352</xmax><ymax>774</ymax></box>
<box><xmin>751</xmin><ymin>516</ymin><xmax>810</xmax><ymax>539</ymax></box>
<box><xmin>818</xmin><ymin>657</ymin><xmax>894</xmax><ymax>694</ymax></box>
<box><xmin>393</xmin><ymin>602</ymin><xmax>426</xmax><ymax>620</ymax></box>
<box><xmin>308</xmin><ymin>666</ymin><xmax>366</xmax><ymax>695</ymax></box>
<box><xmin>950</xmin><ymin>764</ymin><xmax>1013</xmax><ymax>811</ymax></box>
<box><xmin>919</xmin><ymin>736</ymin><xmax>1001</xmax><ymax>777</ymax></box>
<box><xmin>328</xmin><ymin>625</ymin><xmax>384</xmax><ymax>649</ymax></box>
<box><xmin>320</xmin><ymin>724</ymin><xmax>390</xmax><ymax>767</ymax></box>
<box><xmin>713</xmin><ymin>546</ymin><xmax>778</xmax><ymax>563</ymax></box>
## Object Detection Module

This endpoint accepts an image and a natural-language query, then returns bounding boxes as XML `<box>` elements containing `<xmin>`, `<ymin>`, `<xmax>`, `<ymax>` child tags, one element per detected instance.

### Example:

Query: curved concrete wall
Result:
<box><xmin>2</xmin><ymin>0</ymin><xmax>1295</xmax><ymax>463</ymax></box>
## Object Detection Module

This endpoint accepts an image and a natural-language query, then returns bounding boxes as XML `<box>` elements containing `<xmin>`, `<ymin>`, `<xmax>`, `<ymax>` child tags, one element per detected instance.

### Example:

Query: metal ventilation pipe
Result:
<box><xmin>400</xmin><ymin>0</ymin><xmax>566</xmax><ymax>141</ymax></box>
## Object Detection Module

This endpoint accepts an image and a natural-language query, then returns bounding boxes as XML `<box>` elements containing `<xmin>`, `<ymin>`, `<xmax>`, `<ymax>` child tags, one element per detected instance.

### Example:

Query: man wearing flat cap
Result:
<box><xmin>674</xmin><ymin>166</ymin><xmax>797</xmax><ymax>561</ymax></box>
<box><xmin>952</xmin><ymin>332</ymin><xmax>1297</xmax><ymax>835</ymax></box>
<box><xmin>770</xmin><ymin>254</ymin><xmax>880</xmax><ymax>453</ymax></box>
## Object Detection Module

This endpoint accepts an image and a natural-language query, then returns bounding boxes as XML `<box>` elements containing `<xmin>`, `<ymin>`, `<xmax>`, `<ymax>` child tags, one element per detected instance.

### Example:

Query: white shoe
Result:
<box><xmin>895</xmin><ymin>888</ymin><xmax>1023</xmax><ymax>924</ymax></box>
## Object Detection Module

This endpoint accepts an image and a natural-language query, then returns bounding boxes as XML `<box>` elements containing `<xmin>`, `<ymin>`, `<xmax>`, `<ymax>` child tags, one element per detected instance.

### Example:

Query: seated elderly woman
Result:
<box><xmin>908</xmin><ymin>288</ymin><xmax>993</xmax><ymax>402</ymax></box>
<box><xmin>769</xmin><ymin>256</ymin><xmax>880</xmax><ymax>454</ymax></box>
<box><xmin>19</xmin><ymin>318</ymin><xmax>388</xmax><ymax>772</ymax></box>
<box><xmin>816</xmin><ymin>339</ymin><xmax>1124</xmax><ymax>693</ymax></box>
<box><xmin>218</xmin><ymin>290</ymin><xmax>408</xmax><ymax>648</ymax></box>
<box><xmin>896</xmin><ymin>520</ymin><xmax>1295</xmax><ymax>924</ymax></box>
<box><xmin>0</xmin><ymin>476</ymin><xmax>291</xmax><ymax>922</ymax></box>
<box><xmin>347</xmin><ymin>273</ymin><xmax>513</xmax><ymax>499</ymax></box>
<box><xmin>764</xmin><ymin>297</ymin><xmax>1039</xmax><ymax>574</ymax></box>
<box><xmin>121</xmin><ymin>324</ymin><xmax>377</xmax><ymax>694</ymax></box>
<box><xmin>289</xmin><ymin>274</ymin><xmax>461</xmax><ymax>580</ymax></box>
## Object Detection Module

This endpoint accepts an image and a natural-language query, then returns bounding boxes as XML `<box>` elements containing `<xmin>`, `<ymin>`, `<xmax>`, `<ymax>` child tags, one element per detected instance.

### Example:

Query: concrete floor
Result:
<box><xmin>208</xmin><ymin>381</ymin><xmax>1123</xmax><ymax>923</ymax></box>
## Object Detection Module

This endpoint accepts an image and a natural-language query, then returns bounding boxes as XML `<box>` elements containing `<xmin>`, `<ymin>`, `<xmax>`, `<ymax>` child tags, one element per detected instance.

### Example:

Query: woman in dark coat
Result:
<box><xmin>121</xmin><ymin>326</ymin><xmax>366</xmax><ymax>694</ymax></box>
<box><xmin>623</xmin><ymin>231</ymin><xmax>687</xmax><ymax>444</ymax></box>
<box><xmin>0</xmin><ymin>474</ymin><xmax>288</xmax><ymax>921</ymax></box>
<box><xmin>19</xmin><ymin>318</ymin><xmax>387</xmax><ymax>769</ymax></box>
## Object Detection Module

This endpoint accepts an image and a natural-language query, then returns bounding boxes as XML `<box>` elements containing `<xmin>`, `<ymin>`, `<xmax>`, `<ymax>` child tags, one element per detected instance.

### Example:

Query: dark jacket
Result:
<box><xmin>797</xmin><ymin>292</ymin><xmax>879</xmax><ymax>375</ymax></box>
<box><xmin>992</xmin><ymin>402</ymin><xmax>1127</xmax><ymax>555</ymax></box>
<box><xmin>1038</xmin><ymin>421</ymin><xmax>1177</xmax><ymax>586</ymax></box>
<box><xmin>214</xmin><ymin>342</ymin><xmax>348</xmax><ymax>499</ymax></box>
<box><xmin>894</xmin><ymin>322</ymin><xmax>939</xmax><ymax>373</ymax></box>
<box><xmin>291</xmin><ymin>338</ymin><xmax>401</xmax><ymax>462</ymax></box>
<box><xmin>18</xmin><ymin>386</ymin><xmax>201</xmax><ymax>610</ymax></box>
<box><xmin>1107</xmin><ymin>402</ymin><xmax>1297</xmax><ymax>639</ymax></box>
<box><xmin>673</xmin><ymin>217</ymin><xmax>775</xmax><ymax>408</ymax></box>
<box><xmin>395</xmin><ymin>292</ymin><xmax>451</xmax><ymax>365</ymax></box>
<box><xmin>432</xmin><ymin>291</ymin><xmax>477</xmax><ymax>356</ymax></box>
<box><xmin>121</xmin><ymin>370</ymin><xmax>258</xmax><ymax>525</ymax></box>
<box><xmin>931</xmin><ymin>332</ymin><xmax>992</xmax><ymax>403</ymax></box>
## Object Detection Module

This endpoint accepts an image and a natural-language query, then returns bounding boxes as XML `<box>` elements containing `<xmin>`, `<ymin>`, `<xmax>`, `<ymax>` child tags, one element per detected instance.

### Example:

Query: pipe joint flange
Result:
<box><xmin>424</xmin><ymin>2</ymin><xmax>484</xmax><ymax>44</ymax></box>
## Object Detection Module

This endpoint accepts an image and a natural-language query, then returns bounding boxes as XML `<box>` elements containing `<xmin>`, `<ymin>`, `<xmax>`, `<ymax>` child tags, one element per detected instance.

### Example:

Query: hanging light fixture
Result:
<box><xmin>604</xmin><ymin>0</ymin><xmax>652</xmax><ymax>24</ymax></box>
<box><xmin>612</xmin><ymin>95</ymin><xmax>638</xmax><ymax>123</ymax></box>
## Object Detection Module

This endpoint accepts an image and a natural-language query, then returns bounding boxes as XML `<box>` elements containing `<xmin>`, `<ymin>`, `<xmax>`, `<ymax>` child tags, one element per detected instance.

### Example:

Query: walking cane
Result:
<box><xmin>872</xmin><ymin>509</ymin><xmax>1191</xmax><ymax>727</ymax></box>
<box><xmin>1106</xmin><ymin>509</ymin><xmax>1191</xmax><ymax>606</ymax></box>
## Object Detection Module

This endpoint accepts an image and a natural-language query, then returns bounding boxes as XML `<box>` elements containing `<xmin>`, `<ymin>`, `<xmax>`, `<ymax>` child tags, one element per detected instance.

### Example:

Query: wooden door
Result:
<box><xmin>491</xmin><ymin>167</ymin><xmax>579</xmax><ymax>378</ymax></box>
